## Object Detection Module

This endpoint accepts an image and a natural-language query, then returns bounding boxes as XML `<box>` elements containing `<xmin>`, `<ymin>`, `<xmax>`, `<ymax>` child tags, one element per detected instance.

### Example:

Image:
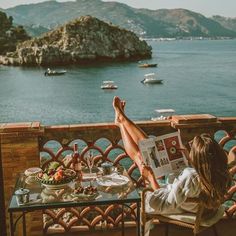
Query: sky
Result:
<box><xmin>0</xmin><ymin>0</ymin><xmax>235</xmax><ymax>17</ymax></box>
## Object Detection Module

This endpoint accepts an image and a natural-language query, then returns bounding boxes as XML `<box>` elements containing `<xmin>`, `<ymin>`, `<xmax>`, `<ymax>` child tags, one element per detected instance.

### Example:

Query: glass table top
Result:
<box><xmin>8</xmin><ymin>171</ymin><xmax>141</xmax><ymax>212</ymax></box>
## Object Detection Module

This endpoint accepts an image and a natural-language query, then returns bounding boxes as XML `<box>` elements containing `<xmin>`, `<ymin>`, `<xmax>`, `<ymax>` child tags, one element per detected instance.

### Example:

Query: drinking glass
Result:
<box><xmin>86</xmin><ymin>150</ymin><xmax>94</xmax><ymax>175</ymax></box>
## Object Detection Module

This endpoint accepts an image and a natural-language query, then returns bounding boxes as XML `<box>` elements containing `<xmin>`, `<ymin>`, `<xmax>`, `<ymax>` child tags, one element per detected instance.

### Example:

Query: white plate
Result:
<box><xmin>96</xmin><ymin>173</ymin><xmax>129</xmax><ymax>187</ymax></box>
<box><xmin>71</xmin><ymin>192</ymin><xmax>99</xmax><ymax>200</ymax></box>
<box><xmin>25</xmin><ymin>167</ymin><xmax>42</xmax><ymax>177</ymax></box>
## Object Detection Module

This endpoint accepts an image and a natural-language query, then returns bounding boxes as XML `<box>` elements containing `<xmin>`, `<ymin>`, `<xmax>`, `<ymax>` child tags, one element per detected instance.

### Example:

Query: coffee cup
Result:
<box><xmin>101</xmin><ymin>162</ymin><xmax>114</xmax><ymax>175</ymax></box>
<box><xmin>15</xmin><ymin>188</ymin><xmax>30</xmax><ymax>205</ymax></box>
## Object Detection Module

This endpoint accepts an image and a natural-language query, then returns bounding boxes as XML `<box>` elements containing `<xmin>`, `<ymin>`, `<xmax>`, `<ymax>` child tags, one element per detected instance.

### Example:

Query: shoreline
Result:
<box><xmin>142</xmin><ymin>36</ymin><xmax>236</xmax><ymax>41</ymax></box>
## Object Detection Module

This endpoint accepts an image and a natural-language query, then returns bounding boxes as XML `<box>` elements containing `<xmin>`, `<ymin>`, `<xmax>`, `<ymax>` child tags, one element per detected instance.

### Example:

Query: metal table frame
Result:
<box><xmin>8</xmin><ymin>179</ymin><xmax>141</xmax><ymax>236</ymax></box>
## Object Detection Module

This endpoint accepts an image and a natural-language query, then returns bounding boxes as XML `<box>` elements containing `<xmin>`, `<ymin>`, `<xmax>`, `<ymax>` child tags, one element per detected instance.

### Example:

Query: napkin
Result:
<box><xmin>97</xmin><ymin>173</ymin><xmax>129</xmax><ymax>186</ymax></box>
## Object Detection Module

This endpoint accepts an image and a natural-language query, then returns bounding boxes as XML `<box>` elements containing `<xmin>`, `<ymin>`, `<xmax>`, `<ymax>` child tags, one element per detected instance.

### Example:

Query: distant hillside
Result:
<box><xmin>3</xmin><ymin>0</ymin><xmax>236</xmax><ymax>38</ymax></box>
<box><xmin>135</xmin><ymin>8</ymin><xmax>236</xmax><ymax>37</ymax></box>
<box><xmin>211</xmin><ymin>15</ymin><xmax>236</xmax><ymax>33</ymax></box>
<box><xmin>0</xmin><ymin>16</ymin><xmax>151</xmax><ymax>66</ymax></box>
<box><xmin>23</xmin><ymin>24</ymin><xmax>49</xmax><ymax>37</ymax></box>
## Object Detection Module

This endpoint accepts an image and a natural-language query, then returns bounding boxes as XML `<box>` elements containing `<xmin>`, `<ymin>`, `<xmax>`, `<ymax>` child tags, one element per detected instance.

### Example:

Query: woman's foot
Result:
<box><xmin>113</xmin><ymin>96</ymin><xmax>125</xmax><ymax>125</ymax></box>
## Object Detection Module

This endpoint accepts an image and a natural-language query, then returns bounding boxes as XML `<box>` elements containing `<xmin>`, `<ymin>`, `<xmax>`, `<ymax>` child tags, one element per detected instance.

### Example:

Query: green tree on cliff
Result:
<box><xmin>0</xmin><ymin>11</ymin><xmax>30</xmax><ymax>55</ymax></box>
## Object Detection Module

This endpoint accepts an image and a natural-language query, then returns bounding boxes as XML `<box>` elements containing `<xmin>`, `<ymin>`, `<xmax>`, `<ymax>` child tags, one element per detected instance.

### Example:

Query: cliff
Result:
<box><xmin>0</xmin><ymin>15</ymin><xmax>151</xmax><ymax>66</ymax></box>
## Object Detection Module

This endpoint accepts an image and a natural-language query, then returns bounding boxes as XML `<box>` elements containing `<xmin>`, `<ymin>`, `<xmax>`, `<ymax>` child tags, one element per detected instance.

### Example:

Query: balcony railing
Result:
<box><xmin>0</xmin><ymin>114</ymin><xmax>235</xmax><ymax>235</ymax></box>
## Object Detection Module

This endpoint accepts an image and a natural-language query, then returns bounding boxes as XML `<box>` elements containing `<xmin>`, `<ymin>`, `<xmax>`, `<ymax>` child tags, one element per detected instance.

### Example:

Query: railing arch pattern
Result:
<box><xmin>39</xmin><ymin>125</ymin><xmax>145</xmax><ymax>233</ymax></box>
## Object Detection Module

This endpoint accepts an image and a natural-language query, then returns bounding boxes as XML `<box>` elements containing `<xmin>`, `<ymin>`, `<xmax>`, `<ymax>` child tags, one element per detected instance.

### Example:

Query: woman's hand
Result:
<box><xmin>176</xmin><ymin>144</ymin><xmax>190</xmax><ymax>164</ymax></box>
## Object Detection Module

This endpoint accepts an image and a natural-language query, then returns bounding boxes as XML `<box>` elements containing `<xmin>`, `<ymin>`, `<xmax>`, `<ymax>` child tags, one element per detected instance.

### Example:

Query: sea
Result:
<box><xmin>0</xmin><ymin>39</ymin><xmax>236</xmax><ymax>125</ymax></box>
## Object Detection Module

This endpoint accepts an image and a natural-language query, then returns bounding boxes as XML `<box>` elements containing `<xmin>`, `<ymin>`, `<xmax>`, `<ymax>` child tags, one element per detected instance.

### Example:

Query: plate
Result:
<box><xmin>96</xmin><ymin>173</ymin><xmax>130</xmax><ymax>187</ymax></box>
<box><xmin>71</xmin><ymin>192</ymin><xmax>99</xmax><ymax>200</ymax></box>
<box><xmin>25</xmin><ymin>167</ymin><xmax>42</xmax><ymax>177</ymax></box>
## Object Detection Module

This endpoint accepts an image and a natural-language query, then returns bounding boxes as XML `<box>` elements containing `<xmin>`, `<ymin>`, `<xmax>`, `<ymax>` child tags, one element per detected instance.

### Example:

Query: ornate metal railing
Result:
<box><xmin>39</xmin><ymin>127</ymin><xmax>142</xmax><ymax>233</ymax></box>
<box><xmin>0</xmin><ymin>115</ymin><xmax>235</xmax><ymax>235</ymax></box>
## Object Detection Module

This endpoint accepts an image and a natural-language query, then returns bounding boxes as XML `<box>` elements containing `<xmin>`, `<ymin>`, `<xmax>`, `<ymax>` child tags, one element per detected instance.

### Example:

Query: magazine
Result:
<box><xmin>138</xmin><ymin>132</ymin><xmax>187</xmax><ymax>177</ymax></box>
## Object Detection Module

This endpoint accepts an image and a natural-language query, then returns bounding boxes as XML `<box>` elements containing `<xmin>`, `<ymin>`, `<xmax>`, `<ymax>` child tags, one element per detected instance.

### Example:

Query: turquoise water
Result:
<box><xmin>0</xmin><ymin>39</ymin><xmax>235</xmax><ymax>125</ymax></box>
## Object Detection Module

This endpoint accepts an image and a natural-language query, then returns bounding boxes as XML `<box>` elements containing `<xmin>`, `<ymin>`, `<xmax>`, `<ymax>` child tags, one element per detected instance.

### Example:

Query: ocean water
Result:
<box><xmin>0</xmin><ymin>39</ymin><xmax>235</xmax><ymax>125</ymax></box>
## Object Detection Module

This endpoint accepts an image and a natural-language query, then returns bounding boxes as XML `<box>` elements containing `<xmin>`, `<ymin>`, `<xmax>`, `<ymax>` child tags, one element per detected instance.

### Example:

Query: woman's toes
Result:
<box><xmin>121</xmin><ymin>100</ymin><xmax>126</xmax><ymax>111</ymax></box>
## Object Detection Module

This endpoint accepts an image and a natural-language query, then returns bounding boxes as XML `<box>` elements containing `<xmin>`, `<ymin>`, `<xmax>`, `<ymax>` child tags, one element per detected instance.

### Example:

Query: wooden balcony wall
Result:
<box><xmin>0</xmin><ymin>114</ymin><xmax>236</xmax><ymax>236</ymax></box>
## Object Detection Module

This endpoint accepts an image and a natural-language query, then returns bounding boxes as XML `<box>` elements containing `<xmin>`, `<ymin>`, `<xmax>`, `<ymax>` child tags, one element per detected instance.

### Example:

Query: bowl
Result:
<box><xmin>37</xmin><ymin>169</ymin><xmax>76</xmax><ymax>189</ymax></box>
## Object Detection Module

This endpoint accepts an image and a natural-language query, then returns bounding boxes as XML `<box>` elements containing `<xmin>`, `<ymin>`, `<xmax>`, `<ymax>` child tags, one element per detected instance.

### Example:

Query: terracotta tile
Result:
<box><xmin>172</xmin><ymin>114</ymin><xmax>217</xmax><ymax>124</ymax></box>
<box><xmin>31</xmin><ymin>121</ymin><xmax>41</xmax><ymax>129</ymax></box>
<box><xmin>2</xmin><ymin>122</ymin><xmax>31</xmax><ymax>132</ymax></box>
<box><xmin>45</xmin><ymin>125</ymin><xmax>70</xmax><ymax>131</ymax></box>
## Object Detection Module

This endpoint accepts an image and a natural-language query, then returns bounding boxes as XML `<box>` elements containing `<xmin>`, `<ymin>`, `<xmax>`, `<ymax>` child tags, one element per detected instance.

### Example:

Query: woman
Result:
<box><xmin>113</xmin><ymin>96</ymin><xmax>231</xmax><ymax>216</ymax></box>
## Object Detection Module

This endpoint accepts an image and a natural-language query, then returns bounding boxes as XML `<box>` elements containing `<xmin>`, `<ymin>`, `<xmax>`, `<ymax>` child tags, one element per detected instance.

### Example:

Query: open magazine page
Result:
<box><xmin>138</xmin><ymin>132</ymin><xmax>187</xmax><ymax>178</ymax></box>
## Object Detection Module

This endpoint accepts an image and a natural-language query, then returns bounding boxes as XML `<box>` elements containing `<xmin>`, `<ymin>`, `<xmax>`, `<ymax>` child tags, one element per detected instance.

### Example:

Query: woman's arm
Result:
<box><xmin>147</xmin><ymin>168</ymin><xmax>200</xmax><ymax>214</ymax></box>
<box><xmin>141</xmin><ymin>144</ymin><xmax>190</xmax><ymax>191</ymax></box>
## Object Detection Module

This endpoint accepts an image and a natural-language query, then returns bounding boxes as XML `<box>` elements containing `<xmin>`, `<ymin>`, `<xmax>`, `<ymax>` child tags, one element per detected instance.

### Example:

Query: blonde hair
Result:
<box><xmin>189</xmin><ymin>133</ymin><xmax>231</xmax><ymax>209</ymax></box>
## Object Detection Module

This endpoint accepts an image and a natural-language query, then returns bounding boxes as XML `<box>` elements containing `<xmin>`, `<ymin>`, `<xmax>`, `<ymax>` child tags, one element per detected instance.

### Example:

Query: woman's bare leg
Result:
<box><xmin>118</xmin><ymin>124</ymin><xmax>144</xmax><ymax>171</ymax></box>
<box><xmin>113</xmin><ymin>96</ymin><xmax>147</xmax><ymax>170</ymax></box>
<box><xmin>113</xmin><ymin>97</ymin><xmax>160</xmax><ymax>189</ymax></box>
<box><xmin>113</xmin><ymin>96</ymin><xmax>148</xmax><ymax>144</ymax></box>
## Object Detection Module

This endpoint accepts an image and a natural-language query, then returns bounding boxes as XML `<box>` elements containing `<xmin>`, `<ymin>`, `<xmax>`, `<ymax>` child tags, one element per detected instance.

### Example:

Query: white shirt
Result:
<box><xmin>145</xmin><ymin>167</ymin><xmax>201</xmax><ymax>215</ymax></box>
<box><xmin>145</xmin><ymin>167</ymin><xmax>226</xmax><ymax>227</ymax></box>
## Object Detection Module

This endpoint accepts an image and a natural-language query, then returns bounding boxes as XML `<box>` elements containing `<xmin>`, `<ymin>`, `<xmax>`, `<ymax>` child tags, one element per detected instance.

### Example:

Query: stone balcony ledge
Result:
<box><xmin>1</xmin><ymin>114</ymin><xmax>235</xmax><ymax>134</ymax></box>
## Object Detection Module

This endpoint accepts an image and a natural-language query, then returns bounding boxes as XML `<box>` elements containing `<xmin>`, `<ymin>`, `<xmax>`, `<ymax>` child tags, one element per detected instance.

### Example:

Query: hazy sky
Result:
<box><xmin>0</xmin><ymin>0</ymin><xmax>235</xmax><ymax>17</ymax></box>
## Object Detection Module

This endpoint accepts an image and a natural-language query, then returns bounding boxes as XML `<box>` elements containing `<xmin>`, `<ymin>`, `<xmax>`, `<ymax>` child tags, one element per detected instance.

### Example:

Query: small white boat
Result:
<box><xmin>44</xmin><ymin>68</ymin><xmax>67</xmax><ymax>76</ymax></box>
<box><xmin>138</xmin><ymin>63</ymin><xmax>158</xmax><ymax>68</ymax></box>
<box><xmin>101</xmin><ymin>81</ymin><xmax>118</xmax><ymax>89</ymax></box>
<box><xmin>151</xmin><ymin>109</ymin><xmax>175</xmax><ymax>121</ymax></box>
<box><xmin>141</xmin><ymin>73</ymin><xmax>163</xmax><ymax>84</ymax></box>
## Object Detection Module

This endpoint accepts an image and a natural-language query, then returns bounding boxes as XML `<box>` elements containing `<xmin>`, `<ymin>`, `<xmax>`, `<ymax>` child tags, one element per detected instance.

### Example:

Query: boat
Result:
<box><xmin>138</xmin><ymin>63</ymin><xmax>158</xmax><ymax>68</ymax></box>
<box><xmin>44</xmin><ymin>68</ymin><xmax>67</xmax><ymax>76</ymax></box>
<box><xmin>141</xmin><ymin>73</ymin><xmax>163</xmax><ymax>84</ymax></box>
<box><xmin>151</xmin><ymin>109</ymin><xmax>176</xmax><ymax>121</ymax></box>
<box><xmin>101</xmin><ymin>81</ymin><xmax>118</xmax><ymax>89</ymax></box>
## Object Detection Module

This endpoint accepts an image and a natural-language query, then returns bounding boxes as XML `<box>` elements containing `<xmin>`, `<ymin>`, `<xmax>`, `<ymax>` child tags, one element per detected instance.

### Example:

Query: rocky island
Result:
<box><xmin>0</xmin><ymin>16</ymin><xmax>152</xmax><ymax>66</ymax></box>
<box><xmin>0</xmin><ymin>11</ymin><xmax>30</xmax><ymax>56</ymax></box>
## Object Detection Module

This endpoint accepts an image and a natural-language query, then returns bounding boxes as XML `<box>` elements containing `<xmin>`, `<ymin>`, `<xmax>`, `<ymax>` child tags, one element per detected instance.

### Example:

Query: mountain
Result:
<box><xmin>23</xmin><ymin>24</ymin><xmax>49</xmax><ymax>37</ymax></box>
<box><xmin>211</xmin><ymin>15</ymin><xmax>236</xmax><ymax>33</ymax></box>
<box><xmin>0</xmin><ymin>16</ymin><xmax>151</xmax><ymax>66</ymax></box>
<box><xmin>135</xmin><ymin>8</ymin><xmax>236</xmax><ymax>37</ymax></box>
<box><xmin>3</xmin><ymin>0</ymin><xmax>236</xmax><ymax>38</ymax></box>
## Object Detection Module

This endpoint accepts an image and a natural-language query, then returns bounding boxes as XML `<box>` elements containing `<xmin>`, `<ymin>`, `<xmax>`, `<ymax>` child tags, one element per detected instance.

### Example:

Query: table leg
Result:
<box><xmin>122</xmin><ymin>204</ymin><xmax>125</xmax><ymax>236</ymax></box>
<box><xmin>9</xmin><ymin>212</ymin><xmax>14</xmax><ymax>236</ymax></box>
<box><xmin>22</xmin><ymin>212</ymin><xmax>26</xmax><ymax>236</ymax></box>
<box><xmin>136</xmin><ymin>202</ymin><xmax>141</xmax><ymax>236</ymax></box>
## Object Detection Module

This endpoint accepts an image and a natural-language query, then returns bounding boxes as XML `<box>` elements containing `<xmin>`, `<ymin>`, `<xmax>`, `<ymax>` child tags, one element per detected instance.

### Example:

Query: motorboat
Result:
<box><xmin>44</xmin><ymin>69</ymin><xmax>67</xmax><ymax>76</ymax></box>
<box><xmin>138</xmin><ymin>63</ymin><xmax>157</xmax><ymax>68</ymax></box>
<box><xmin>141</xmin><ymin>73</ymin><xmax>163</xmax><ymax>84</ymax></box>
<box><xmin>101</xmin><ymin>81</ymin><xmax>118</xmax><ymax>89</ymax></box>
<box><xmin>151</xmin><ymin>109</ymin><xmax>175</xmax><ymax>121</ymax></box>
